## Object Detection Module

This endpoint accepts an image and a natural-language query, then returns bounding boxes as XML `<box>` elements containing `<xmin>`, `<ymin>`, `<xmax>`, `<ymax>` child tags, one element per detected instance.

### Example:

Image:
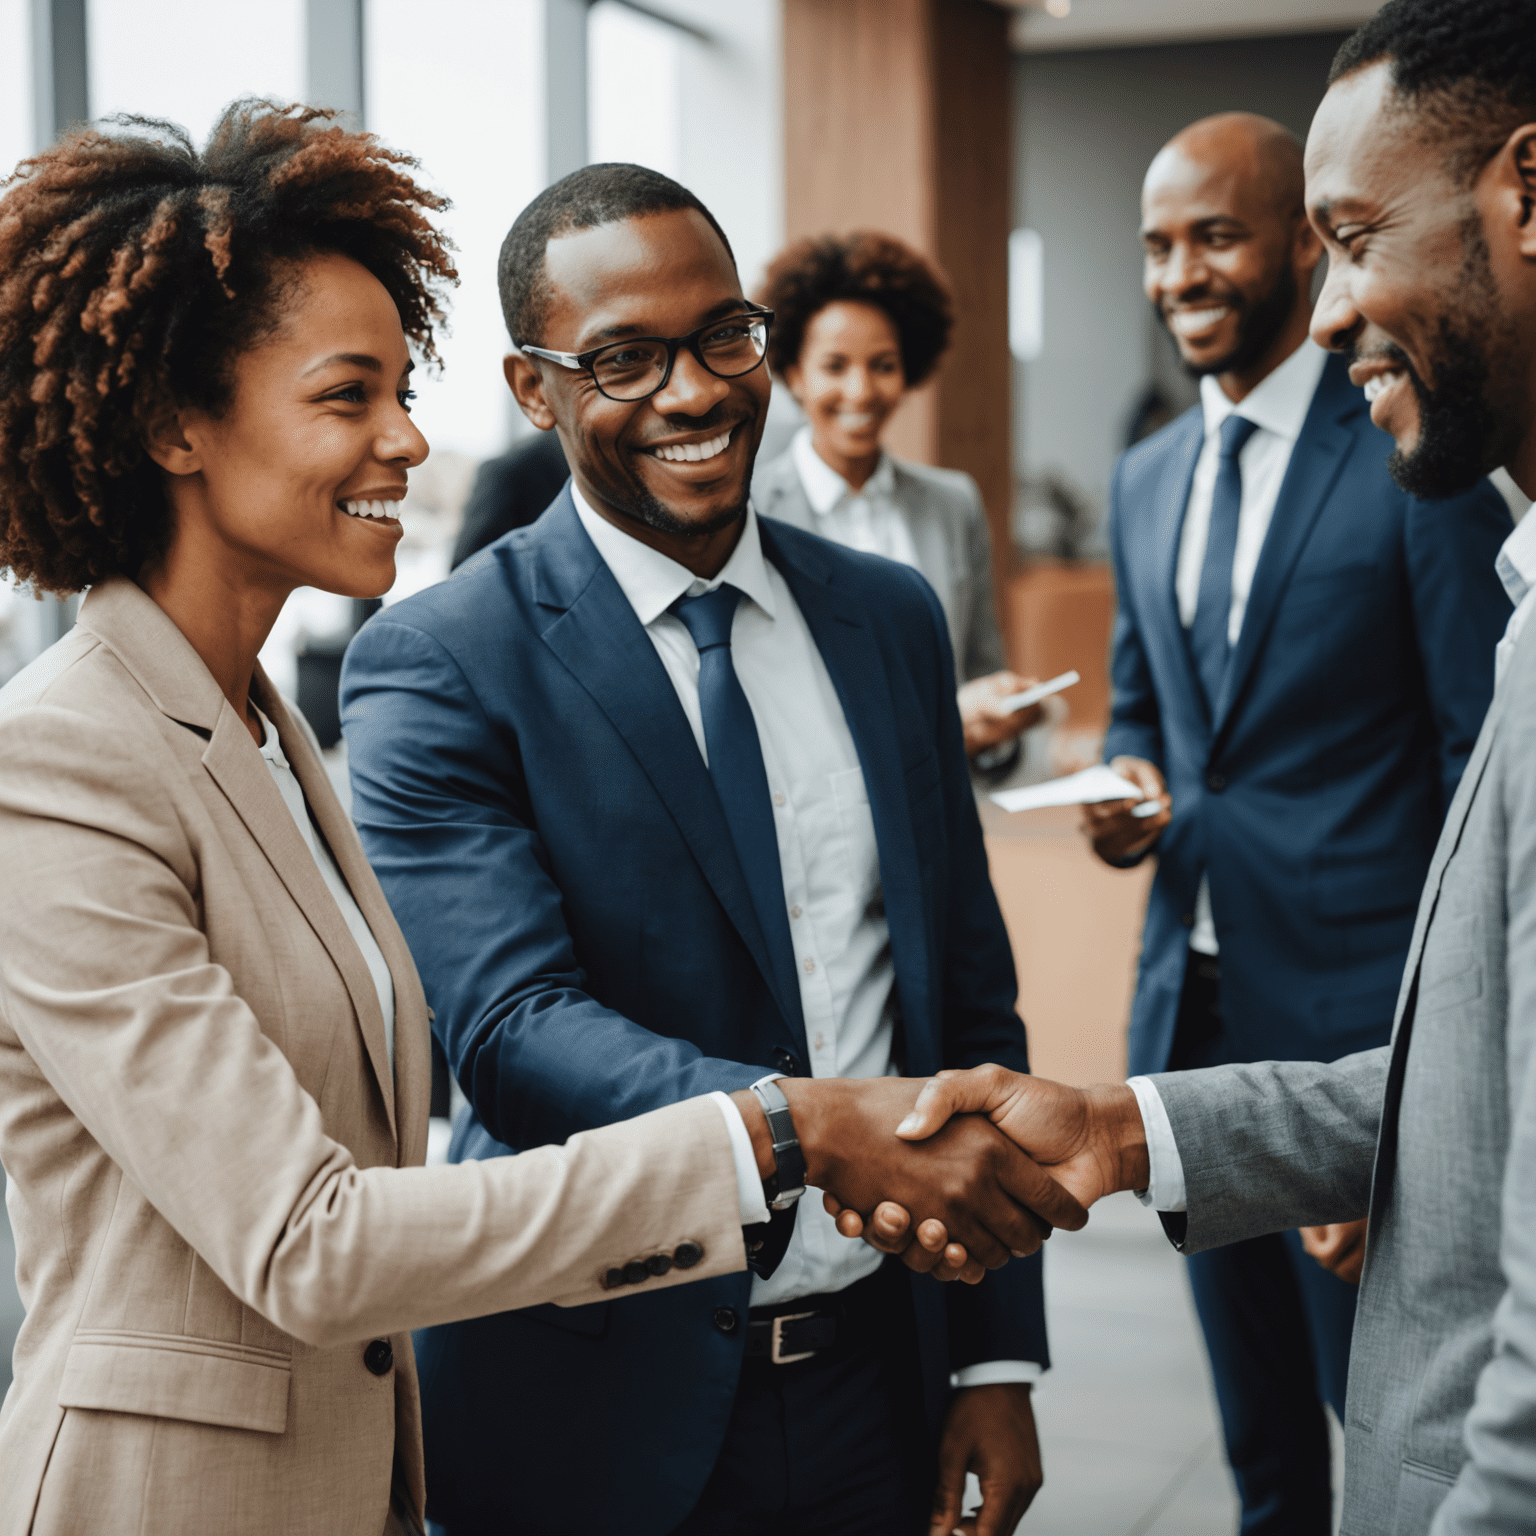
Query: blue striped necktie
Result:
<box><xmin>1190</xmin><ymin>413</ymin><xmax>1260</xmax><ymax>716</ymax></box>
<box><xmin>672</xmin><ymin>585</ymin><xmax>799</xmax><ymax>1023</ymax></box>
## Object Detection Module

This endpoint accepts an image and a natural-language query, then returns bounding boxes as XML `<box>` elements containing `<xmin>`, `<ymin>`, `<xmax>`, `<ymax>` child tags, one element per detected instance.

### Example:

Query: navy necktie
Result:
<box><xmin>1190</xmin><ymin>413</ymin><xmax>1260</xmax><ymax>716</ymax></box>
<box><xmin>672</xmin><ymin>585</ymin><xmax>800</xmax><ymax>1025</ymax></box>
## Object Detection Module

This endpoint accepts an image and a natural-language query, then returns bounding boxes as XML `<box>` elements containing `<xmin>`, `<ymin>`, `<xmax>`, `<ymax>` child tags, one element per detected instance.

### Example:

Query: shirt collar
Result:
<box><xmin>791</xmin><ymin>424</ymin><xmax>895</xmax><ymax>515</ymax></box>
<box><xmin>569</xmin><ymin>479</ymin><xmax>777</xmax><ymax>627</ymax></box>
<box><xmin>1496</xmin><ymin>509</ymin><xmax>1536</xmax><ymax>610</ymax></box>
<box><xmin>1199</xmin><ymin>338</ymin><xmax>1329</xmax><ymax>445</ymax></box>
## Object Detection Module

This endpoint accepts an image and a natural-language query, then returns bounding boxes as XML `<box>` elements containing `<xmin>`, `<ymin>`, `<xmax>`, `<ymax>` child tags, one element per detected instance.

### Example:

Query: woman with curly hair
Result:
<box><xmin>754</xmin><ymin>232</ymin><xmax>1045</xmax><ymax>772</ymax></box>
<box><xmin>0</xmin><ymin>102</ymin><xmax>754</xmax><ymax>1536</ymax></box>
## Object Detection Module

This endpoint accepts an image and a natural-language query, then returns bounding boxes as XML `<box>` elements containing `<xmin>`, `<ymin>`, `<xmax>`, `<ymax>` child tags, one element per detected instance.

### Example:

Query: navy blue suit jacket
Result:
<box><xmin>340</xmin><ymin>491</ymin><xmax>1045</xmax><ymax>1534</ymax></box>
<box><xmin>1106</xmin><ymin>353</ymin><xmax>1512</xmax><ymax>1078</ymax></box>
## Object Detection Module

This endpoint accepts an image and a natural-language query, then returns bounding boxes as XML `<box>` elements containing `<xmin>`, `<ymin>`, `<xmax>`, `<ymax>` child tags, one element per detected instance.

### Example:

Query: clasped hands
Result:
<box><xmin>733</xmin><ymin>1068</ymin><xmax>1149</xmax><ymax>1282</ymax></box>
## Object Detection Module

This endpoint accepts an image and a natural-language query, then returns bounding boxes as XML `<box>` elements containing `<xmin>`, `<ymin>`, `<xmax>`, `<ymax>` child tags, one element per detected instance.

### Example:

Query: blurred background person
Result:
<box><xmin>753</xmin><ymin>232</ymin><xmax>1045</xmax><ymax>777</ymax></box>
<box><xmin>1084</xmin><ymin>110</ymin><xmax>1511</xmax><ymax>1531</ymax></box>
<box><xmin>449</xmin><ymin>427</ymin><xmax>568</xmax><ymax>570</ymax></box>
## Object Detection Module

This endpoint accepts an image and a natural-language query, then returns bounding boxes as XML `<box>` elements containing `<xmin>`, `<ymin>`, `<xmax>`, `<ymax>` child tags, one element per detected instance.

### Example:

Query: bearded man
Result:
<box><xmin>1084</xmin><ymin>110</ymin><xmax>1511</xmax><ymax>1531</ymax></box>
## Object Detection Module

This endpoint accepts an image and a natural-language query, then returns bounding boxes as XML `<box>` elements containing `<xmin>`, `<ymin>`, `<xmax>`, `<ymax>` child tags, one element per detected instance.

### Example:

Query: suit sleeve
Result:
<box><xmin>1431</xmin><ymin>647</ymin><xmax>1536</xmax><ymax>1533</ymax></box>
<box><xmin>1099</xmin><ymin>456</ymin><xmax>1167</xmax><ymax>869</ymax></box>
<box><xmin>341</xmin><ymin>616</ymin><xmax>768</xmax><ymax>1158</ymax></box>
<box><xmin>896</xmin><ymin>565</ymin><xmax>1050</xmax><ymax>1370</ymax></box>
<box><xmin>1402</xmin><ymin>482</ymin><xmax>1512</xmax><ymax>814</ymax></box>
<box><xmin>958</xmin><ymin>475</ymin><xmax>1009</xmax><ymax>682</ymax></box>
<box><xmin>1149</xmin><ymin>1048</ymin><xmax>1387</xmax><ymax>1253</ymax></box>
<box><xmin>0</xmin><ymin>705</ymin><xmax>745</xmax><ymax>1347</ymax></box>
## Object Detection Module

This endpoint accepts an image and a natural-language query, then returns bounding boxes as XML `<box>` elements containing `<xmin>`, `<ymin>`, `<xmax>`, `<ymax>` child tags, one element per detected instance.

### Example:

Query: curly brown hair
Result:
<box><xmin>756</xmin><ymin>232</ymin><xmax>954</xmax><ymax>388</ymax></box>
<box><xmin>0</xmin><ymin>99</ymin><xmax>458</xmax><ymax>594</ymax></box>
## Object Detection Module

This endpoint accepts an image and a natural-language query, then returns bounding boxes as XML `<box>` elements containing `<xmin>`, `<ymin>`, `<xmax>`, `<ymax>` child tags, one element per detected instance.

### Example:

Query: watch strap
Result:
<box><xmin>750</xmin><ymin>1076</ymin><xmax>807</xmax><ymax>1210</ymax></box>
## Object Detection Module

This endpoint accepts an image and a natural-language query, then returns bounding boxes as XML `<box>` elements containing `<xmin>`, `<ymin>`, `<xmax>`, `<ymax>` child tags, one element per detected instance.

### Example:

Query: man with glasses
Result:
<box><xmin>340</xmin><ymin>165</ymin><xmax>1051</xmax><ymax>1536</ymax></box>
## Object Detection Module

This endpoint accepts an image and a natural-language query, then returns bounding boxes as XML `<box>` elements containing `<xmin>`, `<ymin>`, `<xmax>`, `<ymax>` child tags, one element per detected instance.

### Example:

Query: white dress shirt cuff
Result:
<box><xmin>709</xmin><ymin>1091</ymin><xmax>772</xmax><ymax>1227</ymax></box>
<box><xmin>951</xmin><ymin>1361</ymin><xmax>1044</xmax><ymax>1389</ymax></box>
<box><xmin>1126</xmin><ymin>1076</ymin><xmax>1187</xmax><ymax>1212</ymax></box>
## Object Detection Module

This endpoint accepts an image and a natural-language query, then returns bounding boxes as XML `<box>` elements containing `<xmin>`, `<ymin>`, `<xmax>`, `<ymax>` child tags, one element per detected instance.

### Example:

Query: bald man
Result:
<box><xmin>1085</xmin><ymin>112</ymin><xmax>1511</xmax><ymax>1529</ymax></box>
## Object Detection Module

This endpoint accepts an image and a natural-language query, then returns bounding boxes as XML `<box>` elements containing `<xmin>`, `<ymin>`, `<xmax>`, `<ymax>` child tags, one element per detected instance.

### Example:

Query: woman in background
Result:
<box><xmin>753</xmin><ymin>232</ymin><xmax>1045</xmax><ymax>775</ymax></box>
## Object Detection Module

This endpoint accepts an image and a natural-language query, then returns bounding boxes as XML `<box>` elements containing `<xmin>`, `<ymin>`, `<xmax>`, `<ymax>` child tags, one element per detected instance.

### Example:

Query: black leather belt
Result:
<box><xmin>744</xmin><ymin>1308</ymin><xmax>840</xmax><ymax>1364</ymax></box>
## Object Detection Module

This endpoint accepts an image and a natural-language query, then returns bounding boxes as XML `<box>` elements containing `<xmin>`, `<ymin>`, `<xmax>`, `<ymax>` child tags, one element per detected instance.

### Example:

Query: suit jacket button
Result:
<box><xmin>674</xmin><ymin>1240</ymin><xmax>704</xmax><ymax>1269</ymax></box>
<box><xmin>605</xmin><ymin>1266</ymin><xmax>625</xmax><ymax>1290</ymax></box>
<box><xmin>774</xmin><ymin>1049</ymin><xmax>798</xmax><ymax>1076</ymax></box>
<box><xmin>623</xmin><ymin>1259</ymin><xmax>649</xmax><ymax>1286</ymax></box>
<box><xmin>1206</xmin><ymin>772</ymin><xmax>1226</xmax><ymax>792</ymax></box>
<box><xmin>364</xmin><ymin>1339</ymin><xmax>394</xmax><ymax>1376</ymax></box>
<box><xmin>647</xmin><ymin>1253</ymin><xmax>673</xmax><ymax>1276</ymax></box>
<box><xmin>713</xmin><ymin>1307</ymin><xmax>739</xmax><ymax>1334</ymax></box>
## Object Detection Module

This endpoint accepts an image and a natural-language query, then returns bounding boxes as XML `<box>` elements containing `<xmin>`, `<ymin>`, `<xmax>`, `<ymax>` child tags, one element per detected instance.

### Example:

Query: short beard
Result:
<box><xmin>616</xmin><ymin>488</ymin><xmax>748</xmax><ymax>540</ymax></box>
<box><xmin>1368</xmin><ymin>223</ymin><xmax>1522</xmax><ymax>500</ymax></box>
<box><xmin>1165</xmin><ymin>262</ymin><xmax>1299</xmax><ymax>380</ymax></box>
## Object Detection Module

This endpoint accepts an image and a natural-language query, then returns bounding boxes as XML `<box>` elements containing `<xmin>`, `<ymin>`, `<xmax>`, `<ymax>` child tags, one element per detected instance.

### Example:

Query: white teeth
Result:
<box><xmin>1170</xmin><ymin>305</ymin><xmax>1231</xmax><ymax>336</ymax></box>
<box><xmin>340</xmin><ymin>498</ymin><xmax>400</xmax><ymax>520</ymax></box>
<box><xmin>652</xmin><ymin>430</ymin><xmax>732</xmax><ymax>464</ymax></box>
<box><xmin>1363</xmin><ymin>371</ymin><xmax>1403</xmax><ymax>404</ymax></box>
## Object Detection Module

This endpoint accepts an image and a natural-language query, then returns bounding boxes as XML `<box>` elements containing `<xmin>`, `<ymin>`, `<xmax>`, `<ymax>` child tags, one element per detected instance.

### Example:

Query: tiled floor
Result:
<box><xmin>1021</xmin><ymin>1190</ymin><xmax>1240</xmax><ymax>1535</ymax></box>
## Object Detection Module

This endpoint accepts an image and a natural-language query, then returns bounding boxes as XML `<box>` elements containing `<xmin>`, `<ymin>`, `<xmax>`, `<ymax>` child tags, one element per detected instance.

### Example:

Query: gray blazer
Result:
<box><xmin>753</xmin><ymin>448</ymin><xmax>1006</xmax><ymax>684</ymax></box>
<box><xmin>1152</xmin><ymin>606</ymin><xmax>1536</xmax><ymax>1533</ymax></box>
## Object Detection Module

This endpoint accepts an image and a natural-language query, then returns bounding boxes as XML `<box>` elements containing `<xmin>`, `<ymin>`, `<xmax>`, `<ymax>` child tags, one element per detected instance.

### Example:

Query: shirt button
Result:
<box><xmin>789</xmin><ymin>905</ymin><xmax>802</xmax><ymax>920</ymax></box>
<box><xmin>814</xmin><ymin>1034</ymin><xmax>825</xmax><ymax>1050</ymax></box>
<box><xmin>803</xmin><ymin>958</ymin><xmax>816</xmax><ymax>974</ymax></box>
<box><xmin>1206</xmin><ymin>772</ymin><xmax>1227</xmax><ymax>792</ymax></box>
<box><xmin>772</xmin><ymin>791</ymin><xmax>786</xmax><ymax>807</ymax></box>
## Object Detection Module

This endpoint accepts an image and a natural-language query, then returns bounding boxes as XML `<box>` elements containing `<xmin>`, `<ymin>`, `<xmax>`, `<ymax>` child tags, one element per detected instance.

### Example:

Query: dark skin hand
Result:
<box><xmin>728</xmin><ymin>1079</ymin><xmax>1087</xmax><ymax>1267</ymax></box>
<box><xmin>1300</xmin><ymin>1219</ymin><xmax>1367</xmax><ymax>1285</ymax></box>
<box><xmin>1081</xmin><ymin>755</ymin><xmax>1171</xmax><ymax>865</ymax></box>
<box><xmin>933</xmin><ymin>1384</ymin><xmax>1043</xmax><ymax>1536</ymax></box>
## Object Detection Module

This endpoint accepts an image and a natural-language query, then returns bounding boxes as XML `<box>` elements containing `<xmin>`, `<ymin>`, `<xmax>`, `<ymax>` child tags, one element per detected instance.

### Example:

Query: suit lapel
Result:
<box><xmin>760</xmin><ymin>522</ymin><xmax>934</xmax><ymax>1044</ymax></box>
<box><xmin>1211</xmin><ymin>357</ymin><xmax>1358</xmax><ymax>740</ymax></box>
<box><xmin>1148</xmin><ymin>417</ymin><xmax>1208</xmax><ymax>726</ymax></box>
<box><xmin>77</xmin><ymin>580</ymin><xmax>401</xmax><ymax>1141</ymax></box>
<box><xmin>262</xmin><ymin>680</ymin><xmax>431</xmax><ymax>1164</ymax></box>
<box><xmin>531</xmin><ymin>495</ymin><xmax>808</xmax><ymax>1047</ymax></box>
<box><xmin>200</xmin><ymin>701</ymin><xmax>399</xmax><ymax>1139</ymax></box>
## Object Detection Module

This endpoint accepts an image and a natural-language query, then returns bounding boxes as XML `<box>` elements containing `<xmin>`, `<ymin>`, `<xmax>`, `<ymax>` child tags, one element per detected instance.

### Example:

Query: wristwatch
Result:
<box><xmin>749</xmin><ymin>1076</ymin><xmax>807</xmax><ymax>1211</ymax></box>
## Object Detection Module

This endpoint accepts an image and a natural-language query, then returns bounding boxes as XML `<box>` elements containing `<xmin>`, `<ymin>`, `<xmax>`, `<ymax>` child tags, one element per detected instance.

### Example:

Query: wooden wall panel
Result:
<box><xmin>781</xmin><ymin>0</ymin><xmax>1016</xmax><ymax>627</ymax></box>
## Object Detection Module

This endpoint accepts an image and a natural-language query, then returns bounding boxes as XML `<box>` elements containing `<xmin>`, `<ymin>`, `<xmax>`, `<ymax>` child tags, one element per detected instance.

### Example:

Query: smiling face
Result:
<box><xmin>1141</xmin><ymin>119</ymin><xmax>1319</xmax><ymax>397</ymax></box>
<box><xmin>782</xmin><ymin>300</ymin><xmax>906</xmax><ymax>476</ymax></box>
<box><xmin>1307</xmin><ymin>62</ymin><xmax>1528</xmax><ymax>498</ymax></box>
<box><xmin>506</xmin><ymin>208</ymin><xmax>770</xmax><ymax>565</ymax></box>
<box><xmin>161</xmin><ymin>250</ymin><xmax>427</xmax><ymax>600</ymax></box>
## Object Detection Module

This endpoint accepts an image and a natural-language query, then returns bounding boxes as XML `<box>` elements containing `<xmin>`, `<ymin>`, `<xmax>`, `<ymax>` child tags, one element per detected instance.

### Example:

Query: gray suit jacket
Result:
<box><xmin>753</xmin><ymin>448</ymin><xmax>1006</xmax><ymax>684</ymax></box>
<box><xmin>1152</xmin><ymin>605</ymin><xmax>1536</xmax><ymax>1534</ymax></box>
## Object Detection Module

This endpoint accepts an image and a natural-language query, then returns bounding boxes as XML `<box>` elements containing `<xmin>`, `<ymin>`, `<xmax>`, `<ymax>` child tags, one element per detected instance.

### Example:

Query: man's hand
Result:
<box><xmin>823</xmin><ymin>1066</ymin><xmax>1149</xmax><ymax>1268</ymax></box>
<box><xmin>959</xmin><ymin>671</ymin><xmax>1043</xmax><ymax>755</ymax></box>
<box><xmin>1081</xmin><ymin>755</ymin><xmax>1170</xmax><ymax>865</ymax></box>
<box><xmin>730</xmin><ymin>1077</ymin><xmax>1088</xmax><ymax>1269</ymax></box>
<box><xmin>931</xmin><ymin>1384</ymin><xmax>1042</xmax><ymax>1536</ymax></box>
<box><xmin>1300</xmin><ymin>1220</ymin><xmax>1367</xmax><ymax>1285</ymax></box>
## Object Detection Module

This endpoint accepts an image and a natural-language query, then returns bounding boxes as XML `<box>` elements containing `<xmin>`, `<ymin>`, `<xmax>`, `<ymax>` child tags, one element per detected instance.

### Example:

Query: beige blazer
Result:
<box><xmin>0</xmin><ymin>579</ymin><xmax>744</xmax><ymax>1536</ymax></box>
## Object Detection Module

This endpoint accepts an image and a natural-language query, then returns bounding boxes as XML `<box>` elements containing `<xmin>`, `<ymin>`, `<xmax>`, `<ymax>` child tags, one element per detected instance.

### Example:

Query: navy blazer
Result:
<box><xmin>340</xmin><ymin>491</ymin><xmax>1045</xmax><ymax>1535</ymax></box>
<box><xmin>1105</xmin><ymin>353</ymin><xmax>1512</xmax><ymax>1079</ymax></box>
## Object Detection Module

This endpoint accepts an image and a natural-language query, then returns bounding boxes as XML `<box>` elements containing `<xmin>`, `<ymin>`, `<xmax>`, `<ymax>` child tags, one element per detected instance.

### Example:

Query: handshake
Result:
<box><xmin>731</xmin><ymin>1067</ymin><xmax>1151</xmax><ymax>1280</ymax></box>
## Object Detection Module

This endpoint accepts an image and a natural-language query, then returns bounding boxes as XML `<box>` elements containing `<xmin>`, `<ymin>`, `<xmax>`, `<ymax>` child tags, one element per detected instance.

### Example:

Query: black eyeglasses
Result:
<box><xmin>519</xmin><ymin>304</ymin><xmax>774</xmax><ymax>402</ymax></box>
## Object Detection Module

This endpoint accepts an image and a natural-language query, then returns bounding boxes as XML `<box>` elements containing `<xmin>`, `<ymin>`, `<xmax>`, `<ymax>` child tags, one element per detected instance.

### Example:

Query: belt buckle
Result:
<box><xmin>770</xmin><ymin>1310</ymin><xmax>819</xmax><ymax>1365</ymax></box>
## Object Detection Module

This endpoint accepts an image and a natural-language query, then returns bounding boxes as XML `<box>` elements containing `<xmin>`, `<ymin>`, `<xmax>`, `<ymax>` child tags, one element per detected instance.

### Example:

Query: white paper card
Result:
<box><xmin>999</xmin><ymin>670</ymin><xmax>1080</xmax><ymax>713</ymax></box>
<box><xmin>991</xmin><ymin>764</ymin><xmax>1145</xmax><ymax>814</ymax></box>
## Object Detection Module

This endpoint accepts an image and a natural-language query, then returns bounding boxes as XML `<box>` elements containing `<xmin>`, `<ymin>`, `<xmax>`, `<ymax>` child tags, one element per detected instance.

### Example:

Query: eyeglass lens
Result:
<box><xmin>591</xmin><ymin>314</ymin><xmax>768</xmax><ymax>401</ymax></box>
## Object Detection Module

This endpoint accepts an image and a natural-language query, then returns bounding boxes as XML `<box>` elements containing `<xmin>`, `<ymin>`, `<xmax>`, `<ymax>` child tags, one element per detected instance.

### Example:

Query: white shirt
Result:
<box><xmin>256</xmin><ymin>708</ymin><xmax>396</xmax><ymax>1068</ymax></box>
<box><xmin>791</xmin><ymin>426</ymin><xmax>921</xmax><ymax>570</ymax></box>
<box><xmin>571</xmin><ymin>486</ymin><xmax>1035</xmax><ymax>1384</ymax></box>
<box><xmin>1175</xmin><ymin>340</ymin><xmax>1330</xmax><ymax>955</ymax></box>
<box><xmin>1132</xmin><ymin>506</ymin><xmax>1536</xmax><ymax>1215</ymax></box>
